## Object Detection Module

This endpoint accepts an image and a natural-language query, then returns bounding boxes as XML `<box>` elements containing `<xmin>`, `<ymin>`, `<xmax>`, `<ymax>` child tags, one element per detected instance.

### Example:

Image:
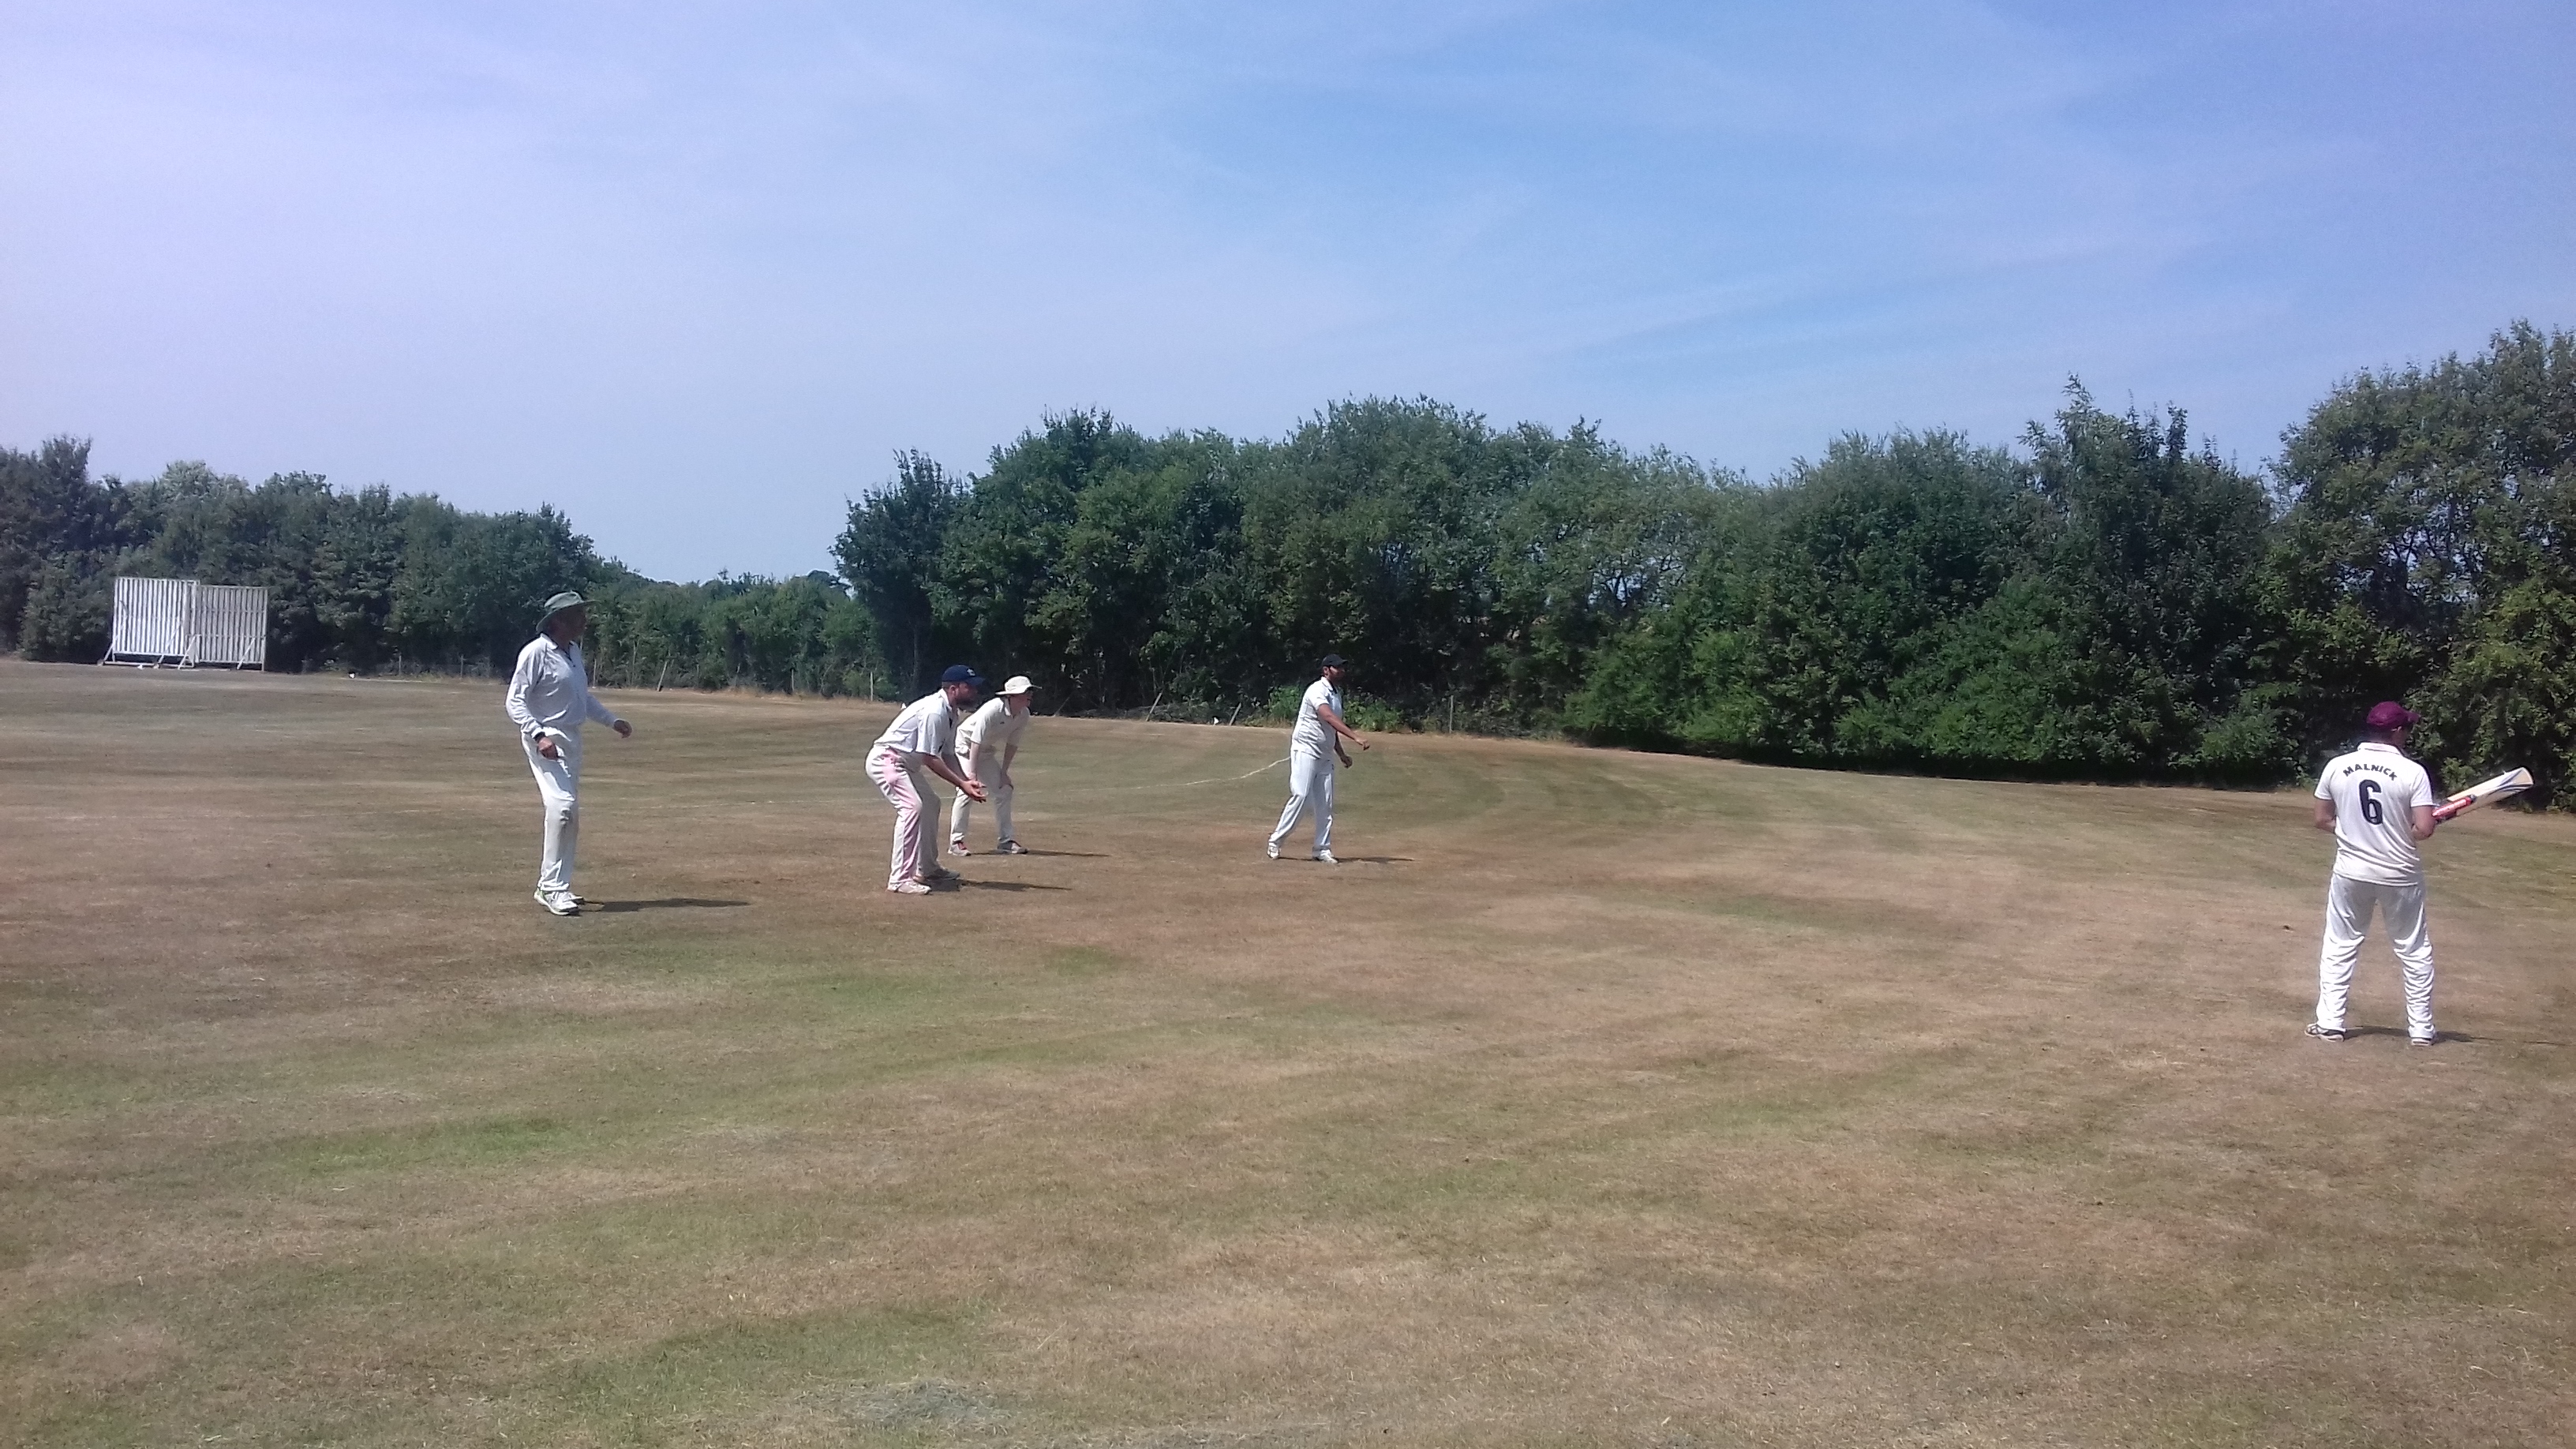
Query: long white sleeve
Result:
<box><xmin>504</xmin><ymin>642</ymin><xmax>545</xmax><ymax>735</ymax></box>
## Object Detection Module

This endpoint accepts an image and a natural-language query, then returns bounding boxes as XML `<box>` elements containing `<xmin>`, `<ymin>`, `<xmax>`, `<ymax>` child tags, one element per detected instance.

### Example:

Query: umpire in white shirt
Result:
<box><xmin>1267</xmin><ymin>653</ymin><xmax>1368</xmax><ymax>863</ymax></box>
<box><xmin>949</xmin><ymin>674</ymin><xmax>1035</xmax><ymax>855</ymax></box>
<box><xmin>504</xmin><ymin>592</ymin><xmax>631</xmax><ymax>916</ymax></box>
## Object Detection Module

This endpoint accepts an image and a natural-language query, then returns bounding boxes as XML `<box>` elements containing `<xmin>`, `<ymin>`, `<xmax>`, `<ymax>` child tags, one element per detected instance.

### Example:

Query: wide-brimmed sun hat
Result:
<box><xmin>1000</xmin><ymin>675</ymin><xmax>1035</xmax><ymax>695</ymax></box>
<box><xmin>537</xmin><ymin>591</ymin><xmax>588</xmax><ymax>623</ymax></box>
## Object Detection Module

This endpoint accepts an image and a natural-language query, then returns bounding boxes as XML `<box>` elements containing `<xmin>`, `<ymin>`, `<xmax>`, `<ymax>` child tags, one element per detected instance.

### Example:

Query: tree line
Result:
<box><xmin>6</xmin><ymin>320</ymin><xmax>2570</xmax><ymax>797</ymax></box>
<box><xmin>0</xmin><ymin>454</ymin><xmax>891</xmax><ymax>695</ymax></box>
<box><xmin>836</xmin><ymin>320</ymin><xmax>2575</xmax><ymax>796</ymax></box>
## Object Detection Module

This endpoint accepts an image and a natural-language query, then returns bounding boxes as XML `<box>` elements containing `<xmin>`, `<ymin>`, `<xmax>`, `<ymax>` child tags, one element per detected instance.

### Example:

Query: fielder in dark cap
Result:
<box><xmin>1267</xmin><ymin>653</ymin><xmax>1368</xmax><ymax>863</ymax></box>
<box><xmin>868</xmin><ymin>666</ymin><xmax>988</xmax><ymax>894</ymax></box>
<box><xmin>2308</xmin><ymin>701</ymin><xmax>2442</xmax><ymax>1044</ymax></box>
<box><xmin>503</xmin><ymin>592</ymin><xmax>633</xmax><ymax>915</ymax></box>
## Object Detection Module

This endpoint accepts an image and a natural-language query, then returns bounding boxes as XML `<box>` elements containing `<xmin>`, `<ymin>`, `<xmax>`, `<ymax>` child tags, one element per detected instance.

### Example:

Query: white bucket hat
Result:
<box><xmin>1000</xmin><ymin>675</ymin><xmax>1035</xmax><ymax>695</ymax></box>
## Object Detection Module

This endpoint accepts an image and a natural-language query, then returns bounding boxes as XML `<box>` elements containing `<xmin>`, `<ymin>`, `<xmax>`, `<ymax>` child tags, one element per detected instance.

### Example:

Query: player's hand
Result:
<box><xmin>1355</xmin><ymin>735</ymin><xmax>1370</xmax><ymax>751</ymax></box>
<box><xmin>535</xmin><ymin>735</ymin><xmax>560</xmax><ymax>760</ymax></box>
<box><xmin>964</xmin><ymin>782</ymin><xmax>988</xmax><ymax>801</ymax></box>
<box><xmin>612</xmin><ymin>719</ymin><xmax>632</xmax><ymax>739</ymax></box>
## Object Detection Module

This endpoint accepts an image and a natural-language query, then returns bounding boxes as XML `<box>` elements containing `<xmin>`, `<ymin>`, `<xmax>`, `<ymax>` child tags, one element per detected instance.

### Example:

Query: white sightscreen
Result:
<box><xmin>108</xmin><ymin>578</ymin><xmax>197</xmax><ymax>661</ymax></box>
<box><xmin>188</xmin><ymin>585</ymin><xmax>269</xmax><ymax>667</ymax></box>
<box><xmin>106</xmin><ymin>578</ymin><xmax>270</xmax><ymax>667</ymax></box>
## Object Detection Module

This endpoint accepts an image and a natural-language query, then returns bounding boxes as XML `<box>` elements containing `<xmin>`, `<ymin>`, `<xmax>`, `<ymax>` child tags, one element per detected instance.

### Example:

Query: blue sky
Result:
<box><xmin>5</xmin><ymin>2</ymin><xmax>2570</xmax><ymax>581</ymax></box>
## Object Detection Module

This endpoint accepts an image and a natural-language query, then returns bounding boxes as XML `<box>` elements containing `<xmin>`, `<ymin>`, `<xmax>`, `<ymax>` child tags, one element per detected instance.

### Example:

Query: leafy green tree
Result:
<box><xmin>930</xmin><ymin>414</ymin><xmax>1155</xmax><ymax>704</ymax></box>
<box><xmin>2269</xmin><ymin>321</ymin><xmax>2576</xmax><ymax>796</ymax></box>
<box><xmin>1567</xmin><ymin>431</ymin><xmax>2024</xmax><ymax>760</ymax></box>
<box><xmin>2</xmin><ymin>438</ymin><xmax>140</xmax><ymax>651</ymax></box>
<box><xmin>835</xmin><ymin>451</ymin><xmax>965</xmax><ymax>694</ymax></box>
<box><xmin>390</xmin><ymin>502</ymin><xmax>602</xmax><ymax>672</ymax></box>
<box><xmin>1487</xmin><ymin>429</ymin><xmax>1734</xmax><ymax>726</ymax></box>
<box><xmin>2015</xmin><ymin>388</ymin><xmax>2277</xmax><ymax>776</ymax></box>
<box><xmin>17</xmin><ymin>554</ymin><xmax>117</xmax><ymax>661</ymax></box>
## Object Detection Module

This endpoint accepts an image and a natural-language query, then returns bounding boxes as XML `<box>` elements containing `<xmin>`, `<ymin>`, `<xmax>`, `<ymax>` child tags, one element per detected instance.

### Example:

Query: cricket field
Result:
<box><xmin>3</xmin><ymin>660</ymin><xmax>2571</xmax><ymax>1447</ymax></box>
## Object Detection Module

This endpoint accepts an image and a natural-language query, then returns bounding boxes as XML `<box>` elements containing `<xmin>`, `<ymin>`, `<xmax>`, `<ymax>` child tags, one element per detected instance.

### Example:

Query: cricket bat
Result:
<box><xmin>2433</xmin><ymin>767</ymin><xmax>2533</xmax><ymax>821</ymax></box>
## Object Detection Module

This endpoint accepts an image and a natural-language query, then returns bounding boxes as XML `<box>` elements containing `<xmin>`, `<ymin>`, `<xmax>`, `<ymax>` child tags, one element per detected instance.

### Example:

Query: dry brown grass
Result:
<box><xmin>3</xmin><ymin>657</ymin><xmax>2572</xmax><ymax>1447</ymax></box>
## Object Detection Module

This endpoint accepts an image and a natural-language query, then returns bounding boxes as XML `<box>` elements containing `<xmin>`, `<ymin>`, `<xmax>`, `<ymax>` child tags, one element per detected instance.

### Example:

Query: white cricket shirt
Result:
<box><xmin>504</xmin><ymin>636</ymin><xmax>620</xmax><ymax>740</ymax></box>
<box><xmin>957</xmin><ymin>697</ymin><xmax>1028</xmax><ymax>754</ymax></box>
<box><xmin>1290</xmin><ymin>677</ymin><xmax>1342</xmax><ymax>757</ymax></box>
<box><xmin>874</xmin><ymin>691</ymin><xmax>960</xmax><ymax>759</ymax></box>
<box><xmin>2314</xmin><ymin>742</ymin><xmax>2435</xmax><ymax>886</ymax></box>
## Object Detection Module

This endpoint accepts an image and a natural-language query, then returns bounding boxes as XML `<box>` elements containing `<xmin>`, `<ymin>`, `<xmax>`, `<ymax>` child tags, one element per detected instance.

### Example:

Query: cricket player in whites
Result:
<box><xmin>1268</xmin><ymin>653</ymin><xmax>1368</xmax><ymax>863</ymax></box>
<box><xmin>949</xmin><ymin>674</ymin><xmax>1035</xmax><ymax>856</ymax></box>
<box><xmin>2309</xmin><ymin>701</ymin><xmax>2443</xmax><ymax>1044</ymax></box>
<box><xmin>871</xmin><ymin>666</ymin><xmax>988</xmax><ymax>895</ymax></box>
<box><xmin>504</xmin><ymin>592</ymin><xmax>632</xmax><ymax>916</ymax></box>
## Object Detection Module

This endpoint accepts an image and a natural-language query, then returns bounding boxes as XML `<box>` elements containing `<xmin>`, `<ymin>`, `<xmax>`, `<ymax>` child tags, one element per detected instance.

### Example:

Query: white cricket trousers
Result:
<box><xmin>2316</xmin><ymin>873</ymin><xmax>2435</xmax><ymax>1039</ymax></box>
<box><xmin>947</xmin><ymin>746</ymin><xmax>1013</xmax><ymax>846</ymax></box>
<box><xmin>521</xmin><ymin>732</ymin><xmax>582</xmax><ymax>894</ymax></box>
<box><xmin>1268</xmin><ymin>749</ymin><xmax>1334</xmax><ymax>855</ymax></box>
<box><xmin>870</xmin><ymin>746</ymin><xmax>939</xmax><ymax>887</ymax></box>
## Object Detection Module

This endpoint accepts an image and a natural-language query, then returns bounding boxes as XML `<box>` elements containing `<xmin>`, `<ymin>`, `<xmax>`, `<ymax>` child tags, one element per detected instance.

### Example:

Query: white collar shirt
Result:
<box><xmin>875</xmin><ymin>691</ymin><xmax>961</xmax><ymax>758</ymax></box>
<box><xmin>505</xmin><ymin>636</ymin><xmax>618</xmax><ymax>739</ymax></box>
<box><xmin>958</xmin><ymin>698</ymin><xmax>1028</xmax><ymax>751</ymax></box>
<box><xmin>2314</xmin><ymin>741</ymin><xmax>2435</xmax><ymax>886</ymax></box>
<box><xmin>1290</xmin><ymin>676</ymin><xmax>1342</xmax><ymax>757</ymax></box>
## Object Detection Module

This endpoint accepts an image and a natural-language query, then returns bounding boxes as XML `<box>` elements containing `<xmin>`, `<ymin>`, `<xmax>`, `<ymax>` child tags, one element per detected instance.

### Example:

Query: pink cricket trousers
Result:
<box><xmin>869</xmin><ymin>746</ymin><xmax>940</xmax><ymax>888</ymax></box>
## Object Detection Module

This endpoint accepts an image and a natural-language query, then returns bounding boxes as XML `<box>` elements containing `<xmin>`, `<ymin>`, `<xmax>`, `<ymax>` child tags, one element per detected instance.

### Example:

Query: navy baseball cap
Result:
<box><xmin>1320</xmin><ymin>653</ymin><xmax>1346</xmax><ymax>668</ymax></box>
<box><xmin>940</xmin><ymin>665</ymin><xmax>986</xmax><ymax>686</ymax></box>
<box><xmin>2365</xmin><ymin>701</ymin><xmax>2419</xmax><ymax>729</ymax></box>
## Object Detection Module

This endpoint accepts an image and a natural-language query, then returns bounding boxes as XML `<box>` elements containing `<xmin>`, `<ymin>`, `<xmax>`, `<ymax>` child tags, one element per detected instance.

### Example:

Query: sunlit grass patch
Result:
<box><xmin>5</xmin><ymin>663</ymin><xmax>2574</xmax><ymax>1447</ymax></box>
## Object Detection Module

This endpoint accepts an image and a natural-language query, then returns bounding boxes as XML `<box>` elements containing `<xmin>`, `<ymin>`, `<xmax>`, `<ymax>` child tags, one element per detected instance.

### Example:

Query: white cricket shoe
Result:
<box><xmin>535</xmin><ymin>889</ymin><xmax>581</xmax><ymax>915</ymax></box>
<box><xmin>948</xmin><ymin>840</ymin><xmax>972</xmax><ymax>856</ymax></box>
<box><xmin>1314</xmin><ymin>850</ymin><xmax>1339</xmax><ymax>865</ymax></box>
<box><xmin>887</xmin><ymin>879</ymin><xmax>932</xmax><ymax>895</ymax></box>
<box><xmin>1265</xmin><ymin>841</ymin><xmax>1280</xmax><ymax>860</ymax></box>
<box><xmin>996</xmin><ymin>840</ymin><xmax>1028</xmax><ymax>855</ymax></box>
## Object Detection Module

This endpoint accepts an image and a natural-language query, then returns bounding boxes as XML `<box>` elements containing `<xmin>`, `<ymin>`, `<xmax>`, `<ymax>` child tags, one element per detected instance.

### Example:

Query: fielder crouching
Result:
<box><xmin>949</xmin><ymin>674</ymin><xmax>1035</xmax><ymax>856</ymax></box>
<box><xmin>504</xmin><ymin>591</ymin><xmax>632</xmax><ymax>916</ymax></box>
<box><xmin>871</xmin><ymin>666</ymin><xmax>988</xmax><ymax>895</ymax></box>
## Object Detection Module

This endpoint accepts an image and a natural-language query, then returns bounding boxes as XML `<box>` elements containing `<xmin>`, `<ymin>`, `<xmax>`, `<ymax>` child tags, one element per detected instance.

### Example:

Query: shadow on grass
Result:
<box><xmin>951</xmin><ymin>879</ymin><xmax>1071</xmax><ymax>893</ymax></box>
<box><xmin>2340</xmin><ymin>1025</ymin><xmax>2514</xmax><ymax>1046</ymax></box>
<box><xmin>1005</xmin><ymin>848</ymin><xmax>1107</xmax><ymax>858</ymax></box>
<box><xmin>592</xmin><ymin>898</ymin><xmax>752</xmax><ymax>913</ymax></box>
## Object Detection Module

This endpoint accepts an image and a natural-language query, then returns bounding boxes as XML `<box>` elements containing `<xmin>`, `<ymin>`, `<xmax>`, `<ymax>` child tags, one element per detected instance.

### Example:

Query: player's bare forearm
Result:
<box><xmin>2312</xmin><ymin>800</ymin><xmax>2336</xmax><ymax>832</ymax></box>
<box><xmin>924</xmin><ymin>754</ymin><xmax>986</xmax><ymax>799</ymax></box>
